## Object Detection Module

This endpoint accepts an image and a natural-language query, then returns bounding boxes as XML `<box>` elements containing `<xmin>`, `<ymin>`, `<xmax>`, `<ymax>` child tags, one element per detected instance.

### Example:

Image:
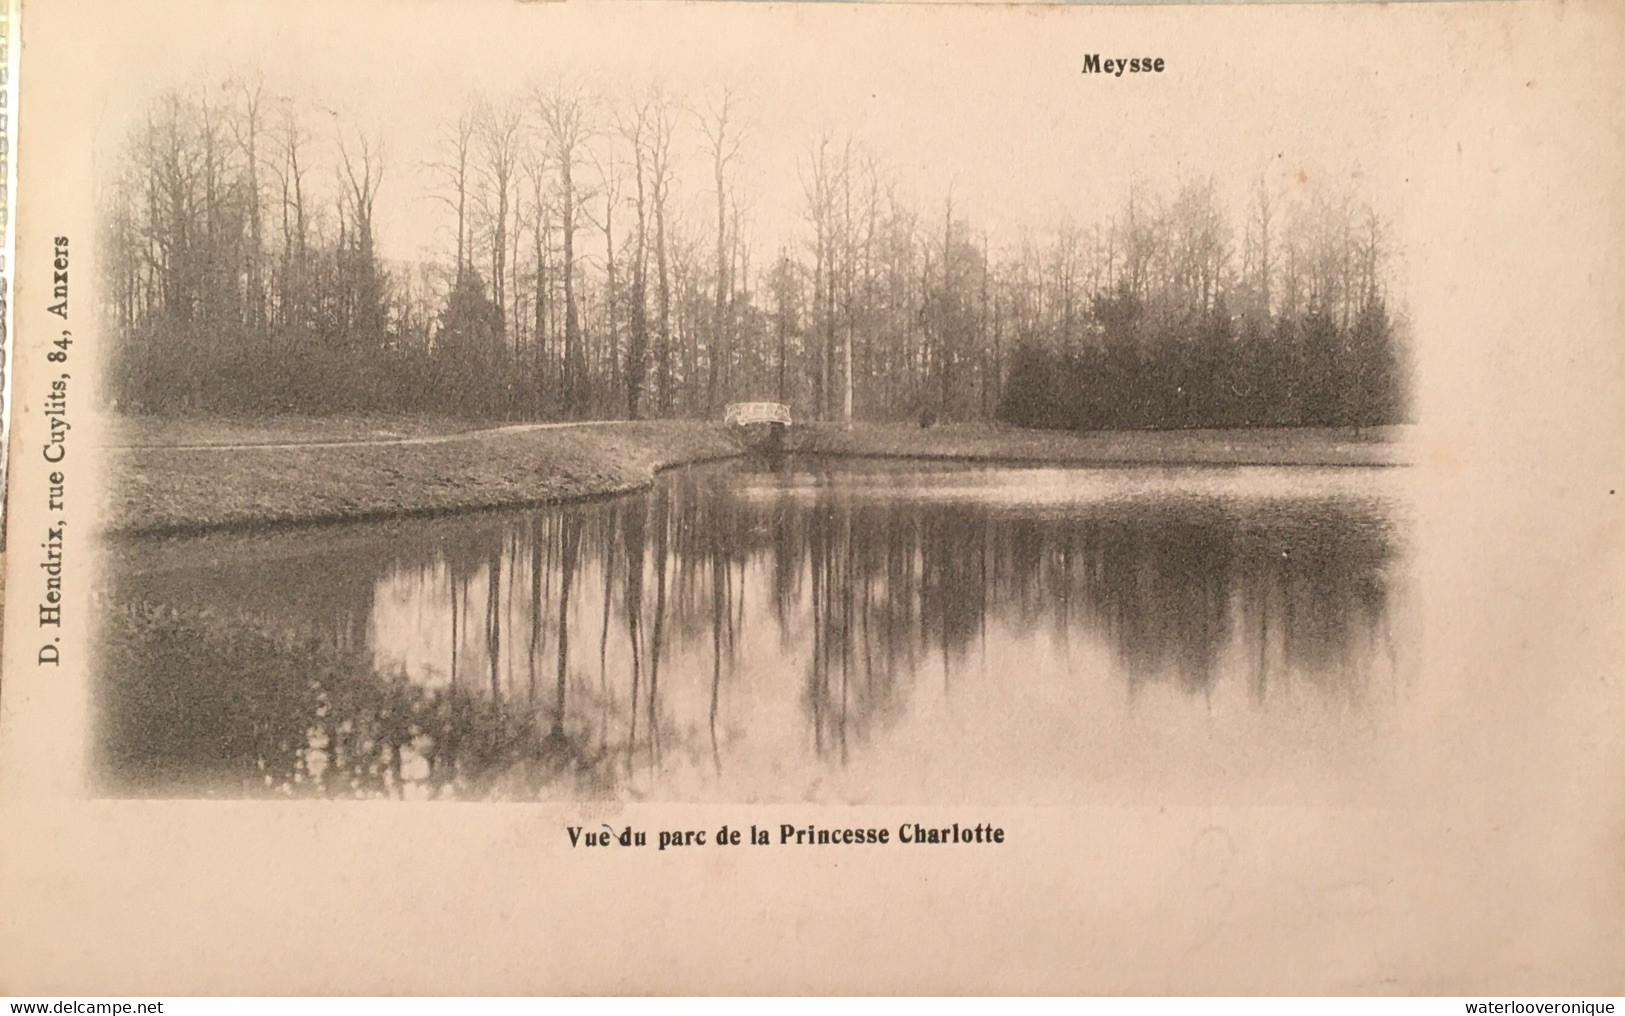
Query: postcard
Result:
<box><xmin>1</xmin><ymin>0</ymin><xmax>1621</xmax><ymax>995</ymax></box>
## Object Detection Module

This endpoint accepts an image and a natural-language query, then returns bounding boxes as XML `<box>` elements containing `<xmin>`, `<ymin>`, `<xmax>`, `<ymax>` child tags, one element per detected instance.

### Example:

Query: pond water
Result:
<box><xmin>95</xmin><ymin>458</ymin><xmax>1412</xmax><ymax>803</ymax></box>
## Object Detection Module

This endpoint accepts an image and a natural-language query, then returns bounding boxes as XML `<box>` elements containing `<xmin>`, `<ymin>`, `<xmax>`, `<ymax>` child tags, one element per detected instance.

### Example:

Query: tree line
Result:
<box><xmin>101</xmin><ymin>78</ymin><xmax>1411</xmax><ymax>428</ymax></box>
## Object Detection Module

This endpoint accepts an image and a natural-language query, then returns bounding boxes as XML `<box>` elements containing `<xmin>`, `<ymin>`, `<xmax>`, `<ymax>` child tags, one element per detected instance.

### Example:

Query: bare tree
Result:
<box><xmin>430</xmin><ymin>109</ymin><xmax>478</xmax><ymax>284</ymax></box>
<box><xmin>524</xmin><ymin>147</ymin><xmax>551</xmax><ymax>408</ymax></box>
<box><xmin>336</xmin><ymin>124</ymin><xmax>388</xmax><ymax>349</ymax></box>
<box><xmin>800</xmin><ymin>131</ymin><xmax>840</xmax><ymax>419</ymax></box>
<box><xmin>225</xmin><ymin>75</ymin><xmax>268</xmax><ymax>331</ymax></box>
<box><xmin>474</xmin><ymin>99</ymin><xmax>523</xmax><ymax>347</ymax></box>
<box><xmin>615</xmin><ymin>95</ymin><xmax>653</xmax><ymax>419</ymax></box>
<box><xmin>269</xmin><ymin>96</ymin><xmax>311</xmax><ymax>337</ymax></box>
<box><xmin>697</xmin><ymin>86</ymin><xmax>745</xmax><ymax>412</ymax></box>
<box><xmin>646</xmin><ymin>91</ymin><xmax>677</xmax><ymax>415</ymax></box>
<box><xmin>586</xmin><ymin>138</ymin><xmax>623</xmax><ymax>406</ymax></box>
<box><xmin>536</xmin><ymin>82</ymin><xmax>596</xmax><ymax>415</ymax></box>
<box><xmin>1245</xmin><ymin>173</ymin><xmax>1275</xmax><ymax>320</ymax></box>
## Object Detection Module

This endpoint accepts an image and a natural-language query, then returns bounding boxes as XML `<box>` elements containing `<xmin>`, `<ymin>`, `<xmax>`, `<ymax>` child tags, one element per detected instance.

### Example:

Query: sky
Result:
<box><xmin>71</xmin><ymin>0</ymin><xmax>1435</xmax><ymax>274</ymax></box>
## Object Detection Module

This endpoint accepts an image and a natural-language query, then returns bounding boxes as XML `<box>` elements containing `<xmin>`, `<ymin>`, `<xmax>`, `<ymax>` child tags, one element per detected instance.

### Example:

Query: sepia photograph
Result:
<box><xmin>94</xmin><ymin>0</ymin><xmax>1416</xmax><ymax>806</ymax></box>
<box><xmin>1</xmin><ymin>0</ymin><xmax>1621</xmax><ymax>995</ymax></box>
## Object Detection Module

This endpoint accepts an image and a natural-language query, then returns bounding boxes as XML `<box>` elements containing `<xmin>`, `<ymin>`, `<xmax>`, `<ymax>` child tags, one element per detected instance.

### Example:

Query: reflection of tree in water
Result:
<box><xmin>97</xmin><ymin>466</ymin><xmax>1400</xmax><ymax>799</ymax></box>
<box><xmin>994</xmin><ymin>498</ymin><xmax>1396</xmax><ymax>700</ymax></box>
<box><xmin>96</xmin><ymin>605</ymin><xmax>616</xmax><ymax>800</ymax></box>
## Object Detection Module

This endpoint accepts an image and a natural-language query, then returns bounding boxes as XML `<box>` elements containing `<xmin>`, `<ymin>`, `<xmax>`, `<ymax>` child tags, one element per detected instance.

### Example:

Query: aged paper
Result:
<box><xmin>2</xmin><ymin>0</ymin><xmax>1622</xmax><ymax>994</ymax></box>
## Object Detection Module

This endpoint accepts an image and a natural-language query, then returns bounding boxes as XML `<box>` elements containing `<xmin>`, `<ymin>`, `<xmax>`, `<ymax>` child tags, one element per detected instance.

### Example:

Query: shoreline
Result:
<box><xmin>789</xmin><ymin>422</ymin><xmax>1410</xmax><ymax>468</ymax></box>
<box><xmin>104</xmin><ymin>419</ymin><xmax>1412</xmax><ymax>539</ymax></box>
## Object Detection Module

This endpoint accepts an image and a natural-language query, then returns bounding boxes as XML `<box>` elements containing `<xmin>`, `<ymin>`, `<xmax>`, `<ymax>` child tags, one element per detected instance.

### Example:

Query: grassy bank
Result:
<box><xmin>791</xmin><ymin>422</ymin><xmax>1411</xmax><ymax>468</ymax></box>
<box><xmin>104</xmin><ymin>418</ymin><xmax>1410</xmax><ymax>536</ymax></box>
<box><xmin>105</xmin><ymin>420</ymin><xmax>742</xmax><ymax>537</ymax></box>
